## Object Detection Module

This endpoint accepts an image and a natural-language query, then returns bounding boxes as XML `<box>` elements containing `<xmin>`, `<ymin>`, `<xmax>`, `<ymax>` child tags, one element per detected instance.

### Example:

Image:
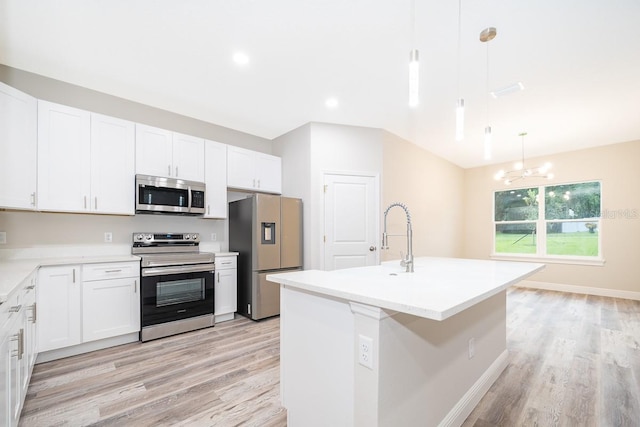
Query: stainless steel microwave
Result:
<box><xmin>135</xmin><ymin>175</ymin><xmax>206</xmax><ymax>215</ymax></box>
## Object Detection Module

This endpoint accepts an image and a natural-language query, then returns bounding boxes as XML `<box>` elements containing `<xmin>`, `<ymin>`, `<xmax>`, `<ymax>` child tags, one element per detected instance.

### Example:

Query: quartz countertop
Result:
<box><xmin>213</xmin><ymin>252</ymin><xmax>239</xmax><ymax>257</ymax></box>
<box><xmin>268</xmin><ymin>257</ymin><xmax>544</xmax><ymax>321</ymax></box>
<box><xmin>0</xmin><ymin>254</ymin><xmax>140</xmax><ymax>304</ymax></box>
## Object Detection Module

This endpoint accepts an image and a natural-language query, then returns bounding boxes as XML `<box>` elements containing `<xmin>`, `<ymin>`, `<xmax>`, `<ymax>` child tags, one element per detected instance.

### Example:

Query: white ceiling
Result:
<box><xmin>2</xmin><ymin>0</ymin><xmax>640</xmax><ymax>168</ymax></box>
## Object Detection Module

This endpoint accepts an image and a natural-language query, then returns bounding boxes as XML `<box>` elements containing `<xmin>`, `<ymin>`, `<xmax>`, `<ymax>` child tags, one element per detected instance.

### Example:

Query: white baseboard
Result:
<box><xmin>515</xmin><ymin>280</ymin><xmax>640</xmax><ymax>301</ymax></box>
<box><xmin>36</xmin><ymin>332</ymin><xmax>139</xmax><ymax>363</ymax></box>
<box><xmin>438</xmin><ymin>350</ymin><xmax>509</xmax><ymax>427</ymax></box>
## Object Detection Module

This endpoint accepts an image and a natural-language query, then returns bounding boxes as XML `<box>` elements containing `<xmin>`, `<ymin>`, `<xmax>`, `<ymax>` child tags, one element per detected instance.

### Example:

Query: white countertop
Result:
<box><xmin>268</xmin><ymin>257</ymin><xmax>544</xmax><ymax>321</ymax></box>
<box><xmin>0</xmin><ymin>255</ymin><xmax>141</xmax><ymax>304</ymax></box>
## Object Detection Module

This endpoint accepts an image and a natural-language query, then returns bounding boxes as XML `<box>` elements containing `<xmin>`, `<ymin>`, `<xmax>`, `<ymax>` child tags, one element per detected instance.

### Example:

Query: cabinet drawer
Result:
<box><xmin>215</xmin><ymin>256</ymin><xmax>237</xmax><ymax>270</ymax></box>
<box><xmin>83</xmin><ymin>262</ymin><xmax>139</xmax><ymax>281</ymax></box>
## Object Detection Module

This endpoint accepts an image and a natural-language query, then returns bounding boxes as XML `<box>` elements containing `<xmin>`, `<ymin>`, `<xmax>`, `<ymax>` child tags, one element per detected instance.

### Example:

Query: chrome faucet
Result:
<box><xmin>381</xmin><ymin>202</ymin><xmax>414</xmax><ymax>273</ymax></box>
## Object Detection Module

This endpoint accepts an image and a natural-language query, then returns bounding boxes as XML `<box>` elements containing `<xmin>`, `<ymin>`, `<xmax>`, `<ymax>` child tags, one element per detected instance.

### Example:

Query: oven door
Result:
<box><xmin>141</xmin><ymin>264</ymin><xmax>214</xmax><ymax>327</ymax></box>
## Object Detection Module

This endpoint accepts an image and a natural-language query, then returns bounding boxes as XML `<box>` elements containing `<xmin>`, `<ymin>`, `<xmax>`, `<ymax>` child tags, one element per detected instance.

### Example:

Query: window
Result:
<box><xmin>494</xmin><ymin>181</ymin><xmax>601</xmax><ymax>260</ymax></box>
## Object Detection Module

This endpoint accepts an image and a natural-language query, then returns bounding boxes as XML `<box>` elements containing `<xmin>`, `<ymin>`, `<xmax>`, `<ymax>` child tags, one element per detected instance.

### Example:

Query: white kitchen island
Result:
<box><xmin>267</xmin><ymin>257</ymin><xmax>544</xmax><ymax>427</ymax></box>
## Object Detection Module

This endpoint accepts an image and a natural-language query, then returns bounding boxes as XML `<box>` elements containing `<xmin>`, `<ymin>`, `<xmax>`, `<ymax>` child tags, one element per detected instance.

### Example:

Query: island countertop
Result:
<box><xmin>268</xmin><ymin>256</ymin><xmax>544</xmax><ymax>321</ymax></box>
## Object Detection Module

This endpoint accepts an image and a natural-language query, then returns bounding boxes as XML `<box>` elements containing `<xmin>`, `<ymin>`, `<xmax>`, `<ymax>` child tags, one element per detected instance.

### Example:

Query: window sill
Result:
<box><xmin>490</xmin><ymin>254</ymin><xmax>605</xmax><ymax>266</ymax></box>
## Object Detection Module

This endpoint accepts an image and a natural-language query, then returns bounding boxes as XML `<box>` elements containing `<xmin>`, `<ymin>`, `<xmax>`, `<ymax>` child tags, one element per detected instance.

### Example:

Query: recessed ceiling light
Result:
<box><xmin>233</xmin><ymin>52</ymin><xmax>250</xmax><ymax>66</ymax></box>
<box><xmin>325</xmin><ymin>98</ymin><xmax>339</xmax><ymax>108</ymax></box>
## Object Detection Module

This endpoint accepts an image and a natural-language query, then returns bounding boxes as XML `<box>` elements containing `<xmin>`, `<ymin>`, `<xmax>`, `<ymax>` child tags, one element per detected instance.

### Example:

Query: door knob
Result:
<box><xmin>369</xmin><ymin>246</ymin><xmax>376</xmax><ymax>252</ymax></box>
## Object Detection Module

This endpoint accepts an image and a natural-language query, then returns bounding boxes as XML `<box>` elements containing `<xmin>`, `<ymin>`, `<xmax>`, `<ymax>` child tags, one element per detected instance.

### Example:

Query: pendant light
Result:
<box><xmin>455</xmin><ymin>0</ymin><xmax>464</xmax><ymax>141</ymax></box>
<box><xmin>480</xmin><ymin>27</ymin><xmax>496</xmax><ymax>160</ymax></box>
<box><xmin>494</xmin><ymin>132</ymin><xmax>554</xmax><ymax>185</ymax></box>
<box><xmin>408</xmin><ymin>0</ymin><xmax>419</xmax><ymax>107</ymax></box>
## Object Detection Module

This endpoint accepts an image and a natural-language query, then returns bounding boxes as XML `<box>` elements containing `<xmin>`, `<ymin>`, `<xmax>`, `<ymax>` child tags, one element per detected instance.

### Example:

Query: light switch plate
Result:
<box><xmin>0</xmin><ymin>232</ymin><xmax>6</xmax><ymax>244</ymax></box>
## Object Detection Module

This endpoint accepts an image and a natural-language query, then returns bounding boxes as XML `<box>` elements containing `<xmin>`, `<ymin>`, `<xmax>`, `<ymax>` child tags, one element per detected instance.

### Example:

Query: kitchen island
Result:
<box><xmin>267</xmin><ymin>257</ymin><xmax>544</xmax><ymax>427</ymax></box>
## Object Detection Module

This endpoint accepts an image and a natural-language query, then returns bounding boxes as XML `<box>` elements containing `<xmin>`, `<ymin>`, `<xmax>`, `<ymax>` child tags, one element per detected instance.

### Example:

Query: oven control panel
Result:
<box><xmin>133</xmin><ymin>232</ymin><xmax>200</xmax><ymax>244</ymax></box>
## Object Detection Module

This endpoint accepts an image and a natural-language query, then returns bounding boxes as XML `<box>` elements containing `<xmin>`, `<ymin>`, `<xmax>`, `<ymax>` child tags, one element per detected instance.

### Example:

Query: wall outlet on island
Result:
<box><xmin>104</xmin><ymin>232</ymin><xmax>113</xmax><ymax>243</ymax></box>
<box><xmin>0</xmin><ymin>231</ymin><xmax>6</xmax><ymax>244</ymax></box>
<box><xmin>358</xmin><ymin>334</ymin><xmax>374</xmax><ymax>369</ymax></box>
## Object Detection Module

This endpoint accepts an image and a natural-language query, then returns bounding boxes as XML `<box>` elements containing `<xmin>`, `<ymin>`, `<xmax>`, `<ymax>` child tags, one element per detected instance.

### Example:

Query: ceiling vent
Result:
<box><xmin>490</xmin><ymin>82</ymin><xmax>524</xmax><ymax>98</ymax></box>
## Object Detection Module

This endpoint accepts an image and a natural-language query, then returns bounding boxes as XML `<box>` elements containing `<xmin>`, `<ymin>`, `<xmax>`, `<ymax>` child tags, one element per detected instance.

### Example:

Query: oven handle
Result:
<box><xmin>141</xmin><ymin>263</ymin><xmax>215</xmax><ymax>277</ymax></box>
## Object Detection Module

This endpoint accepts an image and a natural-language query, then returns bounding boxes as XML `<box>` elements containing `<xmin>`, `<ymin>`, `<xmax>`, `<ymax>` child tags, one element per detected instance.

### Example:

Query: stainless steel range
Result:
<box><xmin>133</xmin><ymin>232</ymin><xmax>215</xmax><ymax>342</ymax></box>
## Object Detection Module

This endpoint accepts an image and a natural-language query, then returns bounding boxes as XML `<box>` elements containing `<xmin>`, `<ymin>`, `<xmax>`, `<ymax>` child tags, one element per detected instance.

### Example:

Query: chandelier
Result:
<box><xmin>494</xmin><ymin>132</ymin><xmax>554</xmax><ymax>185</ymax></box>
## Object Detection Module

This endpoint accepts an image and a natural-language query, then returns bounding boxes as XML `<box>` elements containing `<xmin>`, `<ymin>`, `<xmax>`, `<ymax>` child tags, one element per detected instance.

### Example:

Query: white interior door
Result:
<box><xmin>324</xmin><ymin>173</ymin><xmax>378</xmax><ymax>270</ymax></box>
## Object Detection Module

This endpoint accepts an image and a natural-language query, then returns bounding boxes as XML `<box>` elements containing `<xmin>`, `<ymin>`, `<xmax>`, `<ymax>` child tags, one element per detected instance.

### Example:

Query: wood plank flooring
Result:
<box><xmin>20</xmin><ymin>288</ymin><xmax>640</xmax><ymax>426</ymax></box>
<box><xmin>20</xmin><ymin>316</ymin><xmax>286</xmax><ymax>426</ymax></box>
<box><xmin>463</xmin><ymin>287</ymin><xmax>640</xmax><ymax>427</ymax></box>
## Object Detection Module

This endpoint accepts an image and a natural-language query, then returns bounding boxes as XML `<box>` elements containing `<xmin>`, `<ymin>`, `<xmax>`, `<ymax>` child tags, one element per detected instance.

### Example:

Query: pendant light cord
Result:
<box><xmin>457</xmin><ymin>0</ymin><xmax>462</xmax><ymax>97</ymax></box>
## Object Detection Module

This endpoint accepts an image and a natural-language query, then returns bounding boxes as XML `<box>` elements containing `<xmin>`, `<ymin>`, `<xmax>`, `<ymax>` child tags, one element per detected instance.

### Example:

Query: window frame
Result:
<box><xmin>491</xmin><ymin>180</ymin><xmax>604</xmax><ymax>266</ymax></box>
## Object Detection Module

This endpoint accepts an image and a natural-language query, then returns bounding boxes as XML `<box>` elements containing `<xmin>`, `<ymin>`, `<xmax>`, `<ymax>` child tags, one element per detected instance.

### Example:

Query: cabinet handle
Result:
<box><xmin>11</xmin><ymin>330</ymin><xmax>24</xmax><ymax>360</ymax></box>
<box><xmin>84</xmin><ymin>196</ymin><xmax>87</xmax><ymax>209</ymax></box>
<box><xmin>168</xmin><ymin>165</ymin><xmax>171</xmax><ymax>176</ymax></box>
<box><xmin>175</xmin><ymin>166</ymin><xmax>179</xmax><ymax>177</ymax></box>
<box><xmin>134</xmin><ymin>279</ymin><xmax>137</xmax><ymax>293</ymax></box>
<box><xmin>26</xmin><ymin>285</ymin><xmax>35</xmax><ymax>290</ymax></box>
<box><xmin>19</xmin><ymin>329</ymin><xmax>24</xmax><ymax>359</ymax></box>
<box><xmin>9</xmin><ymin>304</ymin><xmax>21</xmax><ymax>313</ymax></box>
<box><xmin>10</xmin><ymin>334</ymin><xmax>19</xmax><ymax>358</ymax></box>
<box><xmin>95</xmin><ymin>197</ymin><xmax>98</xmax><ymax>210</ymax></box>
<box><xmin>207</xmin><ymin>205</ymin><xmax>210</xmax><ymax>215</ymax></box>
<box><xmin>30</xmin><ymin>303</ymin><xmax>37</xmax><ymax>324</ymax></box>
<box><xmin>257</xmin><ymin>179</ymin><xmax>261</xmax><ymax>188</ymax></box>
<box><xmin>73</xmin><ymin>268</ymin><xmax>76</xmax><ymax>283</ymax></box>
<box><xmin>217</xmin><ymin>272</ymin><xmax>220</xmax><ymax>283</ymax></box>
<box><xmin>253</xmin><ymin>178</ymin><xmax>256</xmax><ymax>188</ymax></box>
<box><xmin>104</xmin><ymin>269</ymin><xmax>122</xmax><ymax>273</ymax></box>
<box><xmin>31</xmin><ymin>192</ymin><xmax>36</xmax><ymax>206</ymax></box>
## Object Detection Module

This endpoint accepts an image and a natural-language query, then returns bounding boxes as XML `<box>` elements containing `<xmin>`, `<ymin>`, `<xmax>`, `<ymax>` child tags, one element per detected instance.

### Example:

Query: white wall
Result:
<box><xmin>272</xmin><ymin>124</ymin><xmax>312</xmax><ymax>268</ymax></box>
<box><xmin>309</xmin><ymin>123</ymin><xmax>383</xmax><ymax>270</ymax></box>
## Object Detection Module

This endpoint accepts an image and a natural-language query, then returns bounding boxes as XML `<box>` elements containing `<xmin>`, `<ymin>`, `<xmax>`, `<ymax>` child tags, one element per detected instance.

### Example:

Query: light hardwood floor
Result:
<box><xmin>20</xmin><ymin>288</ymin><xmax>640</xmax><ymax>426</ymax></box>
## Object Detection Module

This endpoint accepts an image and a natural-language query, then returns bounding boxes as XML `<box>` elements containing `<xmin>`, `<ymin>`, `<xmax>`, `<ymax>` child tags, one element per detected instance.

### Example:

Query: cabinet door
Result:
<box><xmin>90</xmin><ymin>114</ymin><xmax>135</xmax><ymax>214</ymax></box>
<box><xmin>83</xmin><ymin>277</ymin><xmax>140</xmax><ymax>343</ymax></box>
<box><xmin>37</xmin><ymin>266</ymin><xmax>82</xmax><ymax>352</ymax></box>
<box><xmin>215</xmin><ymin>267</ymin><xmax>237</xmax><ymax>316</ymax></box>
<box><xmin>0</xmin><ymin>82</ymin><xmax>37</xmax><ymax>210</ymax></box>
<box><xmin>204</xmin><ymin>140</ymin><xmax>227</xmax><ymax>218</ymax></box>
<box><xmin>172</xmin><ymin>132</ymin><xmax>205</xmax><ymax>182</ymax></box>
<box><xmin>37</xmin><ymin>101</ymin><xmax>91</xmax><ymax>212</ymax></box>
<box><xmin>254</xmin><ymin>153</ymin><xmax>282</xmax><ymax>194</ymax></box>
<box><xmin>227</xmin><ymin>146</ymin><xmax>256</xmax><ymax>190</ymax></box>
<box><xmin>135</xmin><ymin>124</ymin><xmax>173</xmax><ymax>178</ymax></box>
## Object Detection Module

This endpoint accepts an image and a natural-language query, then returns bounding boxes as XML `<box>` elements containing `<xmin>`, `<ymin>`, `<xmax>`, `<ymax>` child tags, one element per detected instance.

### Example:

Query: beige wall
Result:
<box><xmin>463</xmin><ymin>140</ymin><xmax>640</xmax><ymax>293</ymax></box>
<box><xmin>382</xmin><ymin>131</ymin><xmax>465</xmax><ymax>261</ymax></box>
<box><xmin>0</xmin><ymin>64</ymin><xmax>271</xmax><ymax>152</ymax></box>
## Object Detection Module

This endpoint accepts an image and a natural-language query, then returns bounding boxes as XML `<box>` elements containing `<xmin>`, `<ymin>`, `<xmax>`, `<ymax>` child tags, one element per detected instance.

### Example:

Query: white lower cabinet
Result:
<box><xmin>214</xmin><ymin>255</ymin><xmax>238</xmax><ymax>322</ymax></box>
<box><xmin>82</xmin><ymin>263</ymin><xmax>140</xmax><ymax>343</ymax></box>
<box><xmin>1</xmin><ymin>271</ymin><xmax>37</xmax><ymax>427</ymax></box>
<box><xmin>38</xmin><ymin>261</ymin><xmax>140</xmax><ymax>353</ymax></box>
<box><xmin>37</xmin><ymin>265</ymin><xmax>82</xmax><ymax>352</ymax></box>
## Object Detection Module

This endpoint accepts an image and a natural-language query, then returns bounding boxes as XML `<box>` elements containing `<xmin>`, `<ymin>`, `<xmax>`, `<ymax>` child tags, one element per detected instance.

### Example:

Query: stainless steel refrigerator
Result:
<box><xmin>229</xmin><ymin>194</ymin><xmax>303</xmax><ymax>320</ymax></box>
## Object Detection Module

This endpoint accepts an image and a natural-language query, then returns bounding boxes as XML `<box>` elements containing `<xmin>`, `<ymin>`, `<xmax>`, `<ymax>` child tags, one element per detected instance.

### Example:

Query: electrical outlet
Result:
<box><xmin>211</xmin><ymin>233</ymin><xmax>217</xmax><ymax>241</ymax></box>
<box><xmin>0</xmin><ymin>231</ymin><xmax>6</xmax><ymax>244</ymax></box>
<box><xmin>104</xmin><ymin>232</ymin><xmax>113</xmax><ymax>243</ymax></box>
<box><xmin>358</xmin><ymin>334</ymin><xmax>374</xmax><ymax>369</ymax></box>
<box><xmin>468</xmin><ymin>337</ymin><xmax>475</xmax><ymax>359</ymax></box>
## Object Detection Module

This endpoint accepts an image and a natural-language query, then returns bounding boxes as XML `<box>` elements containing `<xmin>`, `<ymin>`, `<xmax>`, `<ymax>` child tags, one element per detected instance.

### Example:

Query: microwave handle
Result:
<box><xmin>187</xmin><ymin>186</ymin><xmax>192</xmax><ymax>211</ymax></box>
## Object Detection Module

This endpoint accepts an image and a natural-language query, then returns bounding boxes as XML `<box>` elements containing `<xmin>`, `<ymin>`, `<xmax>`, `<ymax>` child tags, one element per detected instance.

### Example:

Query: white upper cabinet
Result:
<box><xmin>0</xmin><ymin>82</ymin><xmax>37</xmax><ymax>210</ymax></box>
<box><xmin>204</xmin><ymin>140</ymin><xmax>228</xmax><ymax>218</ymax></box>
<box><xmin>135</xmin><ymin>124</ymin><xmax>173</xmax><ymax>178</ymax></box>
<box><xmin>173</xmin><ymin>132</ymin><xmax>205</xmax><ymax>182</ymax></box>
<box><xmin>227</xmin><ymin>146</ymin><xmax>282</xmax><ymax>194</ymax></box>
<box><xmin>37</xmin><ymin>100</ymin><xmax>91</xmax><ymax>212</ymax></box>
<box><xmin>135</xmin><ymin>125</ymin><xmax>205</xmax><ymax>182</ymax></box>
<box><xmin>90</xmin><ymin>114</ymin><xmax>135</xmax><ymax>214</ymax></box>
<box><xmin>38</xmin><ymin>101</ymin><xmax>135</xmax><ymax>215</ymax></box>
